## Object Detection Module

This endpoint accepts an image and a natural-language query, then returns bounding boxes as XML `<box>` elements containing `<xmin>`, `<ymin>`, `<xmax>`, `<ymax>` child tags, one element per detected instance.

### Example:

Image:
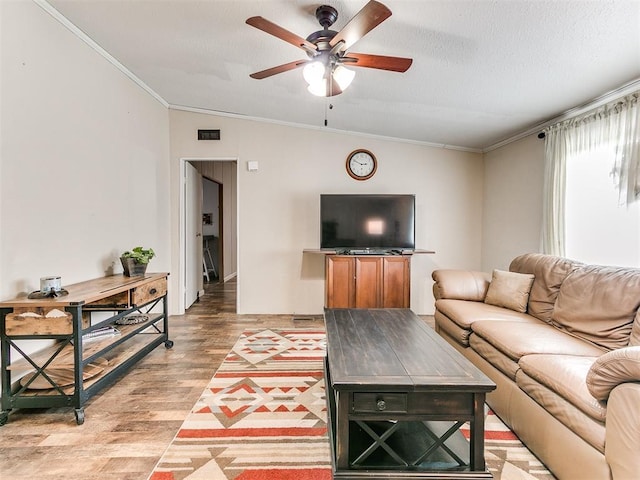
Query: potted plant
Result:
<box><xmin>120</xmin><ymin>247</ymin><xmax>155</xmax><ymax>276</ymax></box>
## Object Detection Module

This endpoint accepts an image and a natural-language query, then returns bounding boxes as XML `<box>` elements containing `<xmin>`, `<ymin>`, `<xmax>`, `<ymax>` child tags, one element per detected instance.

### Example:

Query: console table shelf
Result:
<box><xmin>0</xmin><ymin>273</ymin><xmax>171</xmax><ymax>425</ymax></box>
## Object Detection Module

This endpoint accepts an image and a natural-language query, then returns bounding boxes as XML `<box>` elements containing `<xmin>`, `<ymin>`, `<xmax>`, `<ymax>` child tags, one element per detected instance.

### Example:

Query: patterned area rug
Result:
<box><xmin>148</xmin><ymin>329</ymin><xmax>554</xmax><ymax>480</ymax></box>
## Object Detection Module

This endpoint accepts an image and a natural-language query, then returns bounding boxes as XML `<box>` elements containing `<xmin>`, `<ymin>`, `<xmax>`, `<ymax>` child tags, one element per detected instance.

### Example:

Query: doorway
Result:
<box><xmin>180</xmin><ymin>158</ymin><xmax>238</xmax><ymax>313</ymax></box>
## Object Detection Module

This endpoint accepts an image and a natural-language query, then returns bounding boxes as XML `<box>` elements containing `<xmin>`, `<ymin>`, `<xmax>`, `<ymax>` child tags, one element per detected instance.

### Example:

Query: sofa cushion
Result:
<box><xmin>435</xmin><ymin>311</ymin><xmax>473</xmax><ymax>347</ymax></box>
<box><xmin>552</xmin><ymin>265</ymin><xmax>640</xmax><ymax>351</ymax></box>
<box><xmin>516</xmin><ymin>369</ymin><xmax>606</xmax><ymax>453</ymax></box>
<box><xmin>435</xmin><ymin>299</ymin><xmax>535</xmax><ymax>331</ymax></box>
<box><xmin>471</xmin><ymin>320</ymin><xmax>605</xmax><ymax>361</ymax></box>
<box><xmin>519</xmin><ymin>354</ymin><xmax>605</xmax><ymax>422</ymax></box>
<box><xmin>484</xmin><ymin>269</ymin><xmax>534</xmax><ymax>313</ymax></box>
<box><xmin>586</xmin><ymin>346</ymin><xmax>640</xmax><ymax>401</ymax></box>
<box><xmin>509</xmin><ymin>253</ymin><xmax>582</xmax><ymax>324</ymax></box>
<box><xmin>469</xmin><ymin>333</ymin><xmax>520</xmax><ymax>379</ymax></box>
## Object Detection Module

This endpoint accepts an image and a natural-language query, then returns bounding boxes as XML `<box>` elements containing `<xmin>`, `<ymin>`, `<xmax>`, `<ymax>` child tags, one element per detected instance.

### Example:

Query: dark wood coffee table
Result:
<box><xmin>324</xmin><ymin>308</ymin><xmax>496</xmax><ymax>479</ymax></box>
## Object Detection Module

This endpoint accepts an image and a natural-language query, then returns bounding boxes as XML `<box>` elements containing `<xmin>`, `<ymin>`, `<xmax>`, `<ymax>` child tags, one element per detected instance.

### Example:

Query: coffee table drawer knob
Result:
<box><xmin>352</xmin><ymin>393</ymin><xmax>407</xmax><ymax>413</ymax></box>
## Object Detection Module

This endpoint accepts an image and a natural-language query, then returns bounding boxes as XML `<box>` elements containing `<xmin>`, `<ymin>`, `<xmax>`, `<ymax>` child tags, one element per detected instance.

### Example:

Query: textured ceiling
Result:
<box><xmin>46</xmin><ymin>0</ymin><xmax>640</xmax><ymax>150</ymax></box>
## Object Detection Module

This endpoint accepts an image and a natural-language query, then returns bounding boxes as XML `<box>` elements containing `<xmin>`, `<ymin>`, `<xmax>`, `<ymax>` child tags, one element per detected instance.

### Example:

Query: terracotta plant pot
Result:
<box><xmin>120</xmin><ymin>257</ymin><xmax>148</xmax><ymax>277</ymax></box>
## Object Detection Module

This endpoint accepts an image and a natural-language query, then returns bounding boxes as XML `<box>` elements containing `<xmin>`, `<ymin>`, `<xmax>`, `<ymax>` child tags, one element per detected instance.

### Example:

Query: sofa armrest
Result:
<box><xmin>586</xmin><ymin>346</ymin><xmax>640</xmax><ymax>402</ymax></box>
<box><xmin>606</xmin><ymin>382</ymin><xmax>640</xmax><ymax>479</ymax></box>
<box><xmin>432</xmin><ymin>269</ymin><xmax>491</xmax><ymax>301</ymax></box>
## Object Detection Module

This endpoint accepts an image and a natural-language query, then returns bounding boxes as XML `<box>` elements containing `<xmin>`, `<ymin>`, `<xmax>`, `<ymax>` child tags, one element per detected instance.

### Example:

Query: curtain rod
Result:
<box><xmin>535</xmin><ymin>79</ymin><xmax>640</xmax><ymax>140</ymax></box>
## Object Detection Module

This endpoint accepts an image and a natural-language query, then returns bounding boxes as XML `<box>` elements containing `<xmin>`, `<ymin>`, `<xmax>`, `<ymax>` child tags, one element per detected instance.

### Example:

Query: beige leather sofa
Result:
<box><xmin>432</xmin><ymin>253</ymin><xmax>640</xmax><ymax>480</ymax></box>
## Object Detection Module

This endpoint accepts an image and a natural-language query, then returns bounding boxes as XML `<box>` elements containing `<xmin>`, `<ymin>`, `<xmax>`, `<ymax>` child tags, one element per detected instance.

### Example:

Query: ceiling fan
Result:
<box><xmin>246</xmin><ymin>0</ymin><xmax>413</xmax><ymax>97</ymax></box>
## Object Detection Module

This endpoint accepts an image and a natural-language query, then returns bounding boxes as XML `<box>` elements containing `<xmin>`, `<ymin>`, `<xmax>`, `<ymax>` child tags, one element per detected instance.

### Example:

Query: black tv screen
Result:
<box><xmin>320</xmin><ymin>194</ymin><xmax>416</xmax><ymax>251</ymax></box>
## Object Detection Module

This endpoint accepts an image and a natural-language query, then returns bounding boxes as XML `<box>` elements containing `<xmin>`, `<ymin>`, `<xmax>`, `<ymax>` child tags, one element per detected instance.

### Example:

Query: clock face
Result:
<box><xmin>346</xmin><ymin>149</ymin><xmax>377</xmax><ymax>180</ymax></box>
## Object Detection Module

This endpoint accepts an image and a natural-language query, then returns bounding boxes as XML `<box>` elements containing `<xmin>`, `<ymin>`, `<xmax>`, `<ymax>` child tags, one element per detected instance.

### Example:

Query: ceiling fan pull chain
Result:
<box><xmin>324</xmin><ymin>98</ymin><xmax>328</xmax><ymax>126</ymax></box>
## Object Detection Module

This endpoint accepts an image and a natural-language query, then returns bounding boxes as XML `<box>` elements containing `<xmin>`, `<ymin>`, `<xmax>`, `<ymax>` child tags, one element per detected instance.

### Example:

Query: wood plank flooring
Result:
<box><xmin>0</xmin><ymin>279</ymin><xmax>432</xmax><ymax>480</ymax></box>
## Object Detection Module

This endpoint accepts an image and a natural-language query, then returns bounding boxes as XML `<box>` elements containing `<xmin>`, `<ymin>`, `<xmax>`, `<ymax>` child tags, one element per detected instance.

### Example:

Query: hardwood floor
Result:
<box><xmin>0</xmin><ymin>278</ymin><xmax>433</xmax><ymax>479</ymax></box>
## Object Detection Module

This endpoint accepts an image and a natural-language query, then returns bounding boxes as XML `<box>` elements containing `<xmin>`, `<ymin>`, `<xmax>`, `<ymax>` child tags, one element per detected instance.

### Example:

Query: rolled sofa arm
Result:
<box><xmin>432</xmin><ymin>269</ymin><xmax>491</xmax><ymax>301</ymax></box>
<box><xmin>606</xmin><ymin>382</ymin><xmax>640</xmax><ymax>479</ymax></box>
<box><xmin>586</xmin><ymin>346</ymin><xmax>640</xmax><ymax>402</ymax></box>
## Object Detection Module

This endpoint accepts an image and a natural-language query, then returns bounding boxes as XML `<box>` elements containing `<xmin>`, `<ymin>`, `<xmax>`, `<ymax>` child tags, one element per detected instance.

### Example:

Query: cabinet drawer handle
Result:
<box><xmin>376</xmin><ymin>399</ymin><xmax>386</xmax><ymax>411</ymax></box>
<box><xmin>149</xmin><ymin>288</ymin><xmax>157</xmax><ymax>295</ymax></box>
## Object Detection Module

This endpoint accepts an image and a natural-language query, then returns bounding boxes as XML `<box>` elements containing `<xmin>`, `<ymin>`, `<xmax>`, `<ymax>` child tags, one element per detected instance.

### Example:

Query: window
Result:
<box><xmin>565</xmin><ymin>143</ymin><xmax>640</xmax><ymax>266</ymax></box>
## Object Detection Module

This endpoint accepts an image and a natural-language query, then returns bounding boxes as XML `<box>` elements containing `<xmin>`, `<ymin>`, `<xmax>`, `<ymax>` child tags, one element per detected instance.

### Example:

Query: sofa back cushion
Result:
<box><xmin>552</xmin><ymin>265</ymin><xmax>640</xmax><ymax>350</ymax></box>
<box><xmin>509</xmin><ymin>253</ymin><xmax>582</xmax><ymax>323</ymax></box>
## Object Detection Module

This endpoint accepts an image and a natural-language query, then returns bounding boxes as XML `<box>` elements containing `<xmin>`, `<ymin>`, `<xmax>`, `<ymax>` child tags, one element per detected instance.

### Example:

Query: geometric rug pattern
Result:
<box><xmin>148</xmin><ymin>329</ymin><xmax>554</xmax><ymax>480</ymax></box>
<box><xmin>148</xmin><ymin>329</ymin><xmax>331</xmax><ymax>480</ymax></box>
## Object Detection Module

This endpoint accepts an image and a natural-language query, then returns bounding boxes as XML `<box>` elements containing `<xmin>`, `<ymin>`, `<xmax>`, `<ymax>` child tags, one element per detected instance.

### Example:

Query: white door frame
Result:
<box><xmin>179</xmin><ymin>157</ymin><xmax>239</xmax><ymax>313</ymax></box>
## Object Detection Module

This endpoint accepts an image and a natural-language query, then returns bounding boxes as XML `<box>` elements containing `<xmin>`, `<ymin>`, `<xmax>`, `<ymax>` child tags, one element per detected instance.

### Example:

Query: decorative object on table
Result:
<box><xmin>115</xmin><ymin>313</ymin><xmax>149</xmax><ymax>325</ymax></box>
<box><xmin>346</xmin><ymin>148</ymin><xmax>377</xmax><ymax>180</ymax></box>
<box><xmin>27</xmin><ymin>276</ymin><xmax>69</xmax><ymax>299</ymax></box>
<box><xmin>120</xmin><ymin>246</ymin><xmax>155</xmax><ymax>276</ymax></box>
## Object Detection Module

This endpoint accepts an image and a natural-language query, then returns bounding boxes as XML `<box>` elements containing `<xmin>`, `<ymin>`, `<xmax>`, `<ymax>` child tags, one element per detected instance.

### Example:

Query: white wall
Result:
<box><xmin>481</xmin><ymin>134</ymin><xmax>545</xmax><ymax>271</ymax></box>
<box><xmin>1</xmin><ymin>2</ymin><xmax>170</xmax><ymax>299</ymax></box>
<box><xmin>169</xmin><ymin>109</ymin><xmax>484</xmax><ymax>315</ymax></box>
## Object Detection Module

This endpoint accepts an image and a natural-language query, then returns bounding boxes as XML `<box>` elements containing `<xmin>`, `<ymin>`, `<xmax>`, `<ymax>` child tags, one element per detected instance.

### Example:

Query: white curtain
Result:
<box><xmin>542</xmin><ymin>92</ymin><xmax>640</xmax><ymax>256</ymax></box>
<box><xmin>610</xmin><ymin>94</ymin><xmax>640</xmax><ymax>205</ymax></box>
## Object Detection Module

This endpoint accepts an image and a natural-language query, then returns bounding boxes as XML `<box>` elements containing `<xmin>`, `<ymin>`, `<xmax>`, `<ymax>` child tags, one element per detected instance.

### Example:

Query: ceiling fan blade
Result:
<box><xmin>249</xmin><ymin>60</ymin><xmax>308</xmax><ymax>79</ymax></box>
<box><xmin>329</xmin><ymin>0</ymin><xmax>392</xmax><ymax>53</ymax></box>
<box><xmin>246</xmin><ymin>16</ymin><xmax>317</xmax><ymax>52</ymax></box>
<box><xmin>343</xmin><ymin>53</ymin><xmax>413</xmax><ymax>72</ymax></box>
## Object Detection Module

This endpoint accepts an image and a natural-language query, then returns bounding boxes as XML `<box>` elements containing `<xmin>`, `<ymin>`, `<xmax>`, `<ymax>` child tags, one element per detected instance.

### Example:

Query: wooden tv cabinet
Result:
<box><xmin>325</xmin><ymin>254</ymin><xmax>411</xmax><ymax>308</ymax></box>
<box><xmin>0</xmin><ymin>273</ymin><xmax>171</xmax><ymax>425</ymax></box>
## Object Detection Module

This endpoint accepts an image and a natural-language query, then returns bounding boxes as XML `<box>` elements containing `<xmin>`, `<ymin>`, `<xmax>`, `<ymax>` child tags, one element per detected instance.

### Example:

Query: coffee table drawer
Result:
<box><xmin>408</xmin><ymin>392</ymin><xmax>472</xmax><ymax>415</ymax></box>
<box><xmin>353</xmin><ymin>393</ymin><xmax>407</xmax><ymax>413</ymax></box>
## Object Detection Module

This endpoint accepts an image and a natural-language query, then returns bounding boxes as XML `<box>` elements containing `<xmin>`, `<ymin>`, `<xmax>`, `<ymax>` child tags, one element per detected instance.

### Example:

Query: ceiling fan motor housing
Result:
<box><xmin>307</xmin><ymin>4</ymin><xmax>338</xmax><ymax>53</ymax></box>
<box><xmin>315</xmin><ymin>5</ymin><xmax>338</xmax><ymax>28</ymax></box>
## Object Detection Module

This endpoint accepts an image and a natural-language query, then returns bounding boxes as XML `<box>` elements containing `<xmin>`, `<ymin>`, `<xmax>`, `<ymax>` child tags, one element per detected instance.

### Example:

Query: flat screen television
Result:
<box><xmin>320</xmin><ymin>194</ymin><xmax>416</xmax><ymax>252</ymax></box>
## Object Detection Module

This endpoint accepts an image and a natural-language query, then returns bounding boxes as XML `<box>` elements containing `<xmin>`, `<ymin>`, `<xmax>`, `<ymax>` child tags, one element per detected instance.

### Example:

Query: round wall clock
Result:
<box><xmin>346</xmin><ymin>149</ymin><xmax>377</xmax><ymax>180</ymax></box>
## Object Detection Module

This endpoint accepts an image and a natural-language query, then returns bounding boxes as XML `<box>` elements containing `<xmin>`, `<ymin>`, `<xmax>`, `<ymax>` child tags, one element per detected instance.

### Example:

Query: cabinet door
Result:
<box><xmin>382</xmin><ymin>256</ymin><xmax>410</xmax><ymax>308</ymax></box>
<box><xmin>326</xmin><ymin>256</ymin><xmax>355</xmax><ymax>308</ymax></box>
<box><xmin>354</xmin><ymin>257</ymin><xmax>383</xmax><ymax>308</ymax></box>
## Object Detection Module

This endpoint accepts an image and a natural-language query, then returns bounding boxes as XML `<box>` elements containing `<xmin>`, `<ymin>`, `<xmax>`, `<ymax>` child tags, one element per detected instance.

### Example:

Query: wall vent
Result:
<box><xmin>198</xmin><ymin>129</ymin><xmax>221</xmax><ymax>140</ymax></box>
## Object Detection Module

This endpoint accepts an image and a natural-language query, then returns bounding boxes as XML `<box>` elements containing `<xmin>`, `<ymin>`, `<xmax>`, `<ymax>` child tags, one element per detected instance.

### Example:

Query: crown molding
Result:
<box><xmin>34</xmin><ymin>0</ymin><xmax>169</xmax><ymax>108</ymax></box>
<box><xmin>168</xmin><ymin>104</ymin><xmax>483</xmax><ymax>154</ymax></box>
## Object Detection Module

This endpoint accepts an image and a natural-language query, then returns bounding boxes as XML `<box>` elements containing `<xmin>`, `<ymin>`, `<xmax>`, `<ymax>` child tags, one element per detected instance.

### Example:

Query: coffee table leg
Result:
<box><xmin>335</xmin><ymin>391</ymin><xmax>351</xmax><ymax>470</ymax></box>
<box><xmin>470</xmin><ymin>393</ymin><xmax>486</xmax><ymax>471</ymax></box>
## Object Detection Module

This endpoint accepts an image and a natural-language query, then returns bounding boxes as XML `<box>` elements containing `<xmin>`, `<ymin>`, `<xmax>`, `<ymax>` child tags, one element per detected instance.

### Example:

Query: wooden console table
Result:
<box><xmin>324</xmin><ymin>308</ymin><xmax>495</xmax><ymax>479</ymax></box>
<box><xmin>0</xmin><ymin>273</ymin><xmax>171</xmax><ymax>425</ymax></box>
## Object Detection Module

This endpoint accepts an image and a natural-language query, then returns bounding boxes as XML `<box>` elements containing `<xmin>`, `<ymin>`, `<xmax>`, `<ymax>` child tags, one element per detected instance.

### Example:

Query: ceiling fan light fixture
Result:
<box><xmin>303</xmin><ymin>61</ymin><xmax>325</xmax><ymax>85</ymax></box>
<box><xmin>333</xmin><ymin>65</ymin><xmax>355</xmax><ymax>91</ymax></box>
<box><xmin>307</xmin><ymin>78</ymin><xmax>328</xmax><ymax>97</ymax></box>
